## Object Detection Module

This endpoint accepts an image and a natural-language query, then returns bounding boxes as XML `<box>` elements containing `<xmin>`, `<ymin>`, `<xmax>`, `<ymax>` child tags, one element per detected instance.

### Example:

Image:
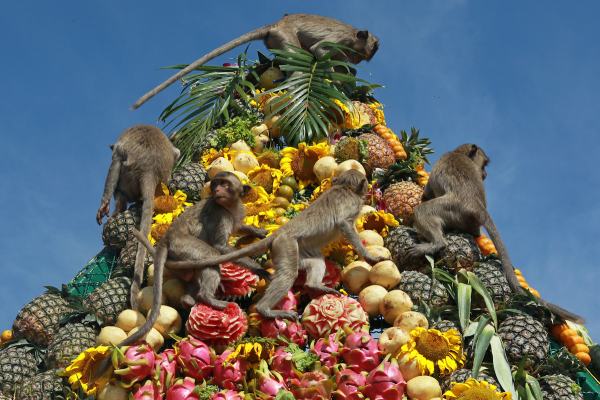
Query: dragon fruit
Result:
<box><xmin>166</xmin><ymin>377</ymin><xmax>200</xmax><ymax>400</ymax></box>
<box><xmin>269</xmin><ymin>347</ymin><xmax>296</xmax><ymax>380</ymax></box>
<box><xmin>260</xmin><ymin>317</ymin><xmax>307</xmax><ymax>346</ymax></box>
<box><xmin>311</xmin><ymin>333</ymin><xmax>340</xmax><ymax>369</ymax></box>
<box><xmin>332</xmin><ymin>368</ymin><xmax>366</xmax><ymax>400</ymax></box>
<box><xmin>154</xmin><ymin>348</ymin><xmax>178</xmax><ymax>392</ymax></box>
<box><xmin>340</xmin><ymin>332</ymin><xmax>381</xmax><ymax>373</ymax></box>
<box><xmin>132</xmin><ymin>380</ymin><xmax>162</xmax><ymax>400</ymax></box>
<box><xmin>175</xmin><ymin>337</ymin><xmax>214</xmax><ymax>381</ymax></box>
<box><xmin>114</xmin><ymin>343</ymin><xmax>156</xmax><ymax>388</ymax></box>
<box><xmin>294</xmin><ymin>259</ymin><xmax>341</xmax><ymax>290</ymax></box>
<box><xmin>277</xmin><ymin>290</ymin><xmax>298</xmax><ymax>311</ymax></box>
<box><xmin>213</xmin><ymin>349</ymin><xmax>247</xmax><ymax>390</ymax></box>
<box><xmin>211</xmin><ymin>389</ymin><xmax>244</xmax><ymax>400</ymax></box>
<box><xmin>301</xmin><ymin>294</ymin><xmax>369</xmax><ymax>339</ymax></box>
<box><xmin>289</xmin><ymin>370</ymin><xmax>334</xmax><ymax>400</ymax></box>
<box><xmin>255</xmin><ymin>359</ymin><xmax>288</xmax><ymax>397</ymax></box>
<box><xmin>362</xmin><ymin>359</ymin><xmax>406</xmax><ymax>400</ymax></box>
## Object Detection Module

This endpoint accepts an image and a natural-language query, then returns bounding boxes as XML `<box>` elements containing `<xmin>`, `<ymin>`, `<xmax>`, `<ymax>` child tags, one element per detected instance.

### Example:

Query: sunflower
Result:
<box><xmin>323</xmin><ymin>240</ymin><xmax>356</xmax><ymax>265</ymax></box>
<box><xmin>368</xmin><ymin>102</ymin><xmax>386</xmax><ymax>125</ymax></box>
<box><xmin>333</xmin><ymin>99</ymin><xmax>361</xmax><ymax>129</ymax></box>
<box><xmin>355</xmin><ymin>210</ymin><xmax>399</xmax><ymax>237</ymax></box>
<box><xmin>244</xmin><ymin>206</ymin><xmax>278</xmax><ymax>227</ymax></box>
<box><xmin>154</xmin><ymin>183</ymin><xmax>191</xmax><ymax>216</ymax></box>
<box><xmin>310</xmin><ymin>178</ymin><xmax>332</xmax><ymax>201</ymax></box>
<box><xmin>227</xmin><ymin>338</ymin><xmax>276</xmax><ymax>367</ymax></box>
<box><xmin>247</xmin><ymin>164</ymin><xmax>283</xmax><ymax>194</ymax></box>
<box><xmin>201</xmin><ymin>148</ymin><xmax>233</xmax><ymax>168</ymax></box>
<box><xmin>444</xmin><ymin>378</ymin><xmax>511</xmax><ymax>399</ymax></box>
<box><xmin>280</xmin><ymin>142</ymin><xmax>331</xmax><ymax>188</ymax></box>
<box><xmin>63</xmin><ymin>346</ymin><xmax>113</xmax><ymax>395</ymax></box>
<box><xmin>242</xmin><ymin>184</ymin><xmax>272</xmax><ymax>206</ymax></box>
<box><xmin>397</xmin><ymin>327</ymin><xmax>465</xmax><ymax>376</ymax></box>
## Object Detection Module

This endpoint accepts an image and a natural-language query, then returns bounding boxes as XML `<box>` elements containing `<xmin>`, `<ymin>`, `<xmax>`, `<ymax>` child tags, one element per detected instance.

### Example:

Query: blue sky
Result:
<box><xmin>1</xmin><ymin>1</ymin><xmax>599</xmax><ymax>339</ymax></box>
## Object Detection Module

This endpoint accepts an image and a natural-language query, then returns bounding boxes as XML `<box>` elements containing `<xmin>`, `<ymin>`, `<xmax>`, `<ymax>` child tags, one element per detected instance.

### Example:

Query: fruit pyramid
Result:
<box><xmin>1</xmin><ymin>36</ymin><xmax>599</xmax><ymax>400</ymax></box>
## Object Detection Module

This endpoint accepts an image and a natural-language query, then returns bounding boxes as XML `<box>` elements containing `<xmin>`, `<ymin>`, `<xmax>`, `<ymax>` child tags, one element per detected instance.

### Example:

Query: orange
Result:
<box><xmin>560</xmin><ymin>329</ymin><xmax>578</xmax><ymax>342</ymax></box>
<box><xmin>569</xmin><ymin>344</ymin><xmax>589</xmax><ymax>354</ymax></box>
<box><xmin>551</xmin><ymin>324</ymin><xmax>568</xmax><ymax>339</ymax></box>
<box><xmin>564</xmin><ymin>335</ymin><xmax>584</xmax><ymax>348</ymax></box>
<box><xmin>0</xmin><ymin>330</ymin><xmax>12</xmax><ymax>342</ymax></box>
<box><xmin>576</xmin><ymin>352</ymin><xmax>591</xmax><ymax>366</ymax></box>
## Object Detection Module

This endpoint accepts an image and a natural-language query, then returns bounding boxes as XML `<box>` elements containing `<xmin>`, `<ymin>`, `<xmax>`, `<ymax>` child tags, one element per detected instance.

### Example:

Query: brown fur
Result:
<box><xmin>132</xmin><ymin>13</ymin><xmax>379</xmax><ymax>109</ymax></box>
<box><xmin>96</xmin><ymin>124</ymin><xmax>179</xmax><ymax>309</ymax></box>
<box><xmin>169</xmin><ymin>169</ymin><xmax>386</xmax><ymax>320</ymax></box>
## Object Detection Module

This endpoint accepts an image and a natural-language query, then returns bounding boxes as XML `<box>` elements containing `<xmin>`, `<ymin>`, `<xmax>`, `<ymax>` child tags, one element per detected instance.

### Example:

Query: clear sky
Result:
<box><xmin>1</xmin><ymin>1</ymin><xmax>599</xmax><ymax>339</ymax></box>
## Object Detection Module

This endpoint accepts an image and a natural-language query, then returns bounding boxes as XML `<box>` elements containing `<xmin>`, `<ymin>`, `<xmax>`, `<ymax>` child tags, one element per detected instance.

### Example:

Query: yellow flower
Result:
<box><xmin>201</xmin><ymin>148</ymin><xmax>233</xmax><ymax>168</ymax></box>
<box><xmin>310</xmin><ymin>178</ymin><xmax>332</xmax><ymax>201</ymax></box>
<box><xmin>444</xmin><ymin>378</ymin><xmax>512</xmax><ymax>399</ymax></box>
<box><xmin>397</xmin><ymin>327</ymin><xmax>465</xmax><ymax>376</ymax></box>
<box><xmin>149</xmin><ymin>185</ymin><xmax>192</xmax><ymax>244</ymax></box>
<box><xmin>263</xmin><ymin>223</ymin><xmax>283</xmax><ymax>236</ymax></box>
<box><xmin>280</xmin><ymin>142</ymin><xmax>331</xmax><ymax>188</ymax></box>
<box><xmin>368</xmin><ymin>102</ymin><xmax>386</xmax><ymax>125</ymax></box>
<box><xmin>323</xmin><ymin>240</ymin><xmax>356</xmax><ymax>265</ymax></box>
<box><xmin>63</xmin><ymin>346</ymin><xmax>113</xmax><ymax>395</ymax></box>
<box><xmin>227</xmin><ymin>339</ymin><xmax>274</xmax><ymax>366</ymax></box>
<box><xmin>247</xmin><ymin>164</ymin><xmax>283</xmax><ymax>194</ymax></box>
<box><xmin>355</xmin><ymin>210</ymin><xmax>399</xmax><ymax>237</ymax></box>
<box><xmin>242</xmin><ymin>184</ymin><xmax>272</xmax><ymax>207</ymax></box>
<box><xmin>333</xmin><ymin>99</ymin><xmax>361</xmax><ymax>129</ymax></box>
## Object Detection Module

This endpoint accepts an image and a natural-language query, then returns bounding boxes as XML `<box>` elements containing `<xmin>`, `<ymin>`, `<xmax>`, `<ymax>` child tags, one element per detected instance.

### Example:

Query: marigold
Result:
<box><xmin>63</xmin><ymin>346</ymin><xmax>113</xmax><ymax>395</ymax></box>
<box><xmin>356</xmin><ymin>210</ymin><xmax>399</xmax><ymax>237</ymax></box>
<box><xmin>444</xmin><ymin>378</ymin><xmax>511</xmax><ymax>399</ymax></box>
<box><xmin>247</xmin><ymin>164</ymin><xmax>283</xmax><ymax>194</ymax></box>
<box><xmin>280</xmin><ymin>142</ymin><xmax>331</xmax><ymax>188</ymax></box>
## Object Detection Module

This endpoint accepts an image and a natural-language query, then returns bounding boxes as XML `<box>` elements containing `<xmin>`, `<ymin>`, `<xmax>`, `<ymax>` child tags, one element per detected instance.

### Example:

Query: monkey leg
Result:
<box><xmin>97</xmin><ymin>145</ymin><xmax>124</xmax><ymax>225</ymax></box>
<box><xmin>112</xmin><ymin>192</ymin><xmax>128</xmax><ymax>216</ymax></box>
<box><xmin>409</xmin><ymin>196</ymin><xmax>457</xmax><ymax>258</ymax></box>
<box><xmin>256</xmin><ymin>237</ymin><xmax>299</xmax><ymax>320</ymax></box>
<box><xmin>301</xmin><ymin>256</ymin><xmax>339</xmax><ymax>297</ymax></box>
<box><xmin>195</xmin><ymin>266</ymin><xmax>230</xmax><ymax>310</ymax></box>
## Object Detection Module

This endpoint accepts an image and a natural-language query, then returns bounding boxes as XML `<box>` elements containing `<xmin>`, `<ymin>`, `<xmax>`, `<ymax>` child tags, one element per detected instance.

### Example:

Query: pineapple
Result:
<box><xmin>113</xmin><ymin>240</ymin><xmax>153</xmax><ymax>279</ymax></box>
<box><xmin>384</xmin><ymin>226</ymin><xmax>428</xmax><ymax>272</ymax></box>
<box><xmin>357</xmin><ymin>133</ymin><xmax>396</xmax><ymax>174</ymax></box>
<box><xmin>438</xmin><ymin>233</ymin><xmax>481</xmax><ymax>273</ymax></box>
<box><xmin>497</xmin><ymin>314</ymin><xmax>549</xmax><ymax>367</ymax></box>
<box><xmin>398</xmin><ymin>270</ymin><xmax>448</xmax><ymax>308</ymax></box>
<box><xmin>12</xmin><ymin>290</ymin><xmax>71</xmax><ymax>346</ymax></box>
<box><xmin>18</xmin><ymin>369</ymin><xmax>66</xmax><ymax>400</ymax></box>
<box><xmin>432</xmin><ymin>319</ymin><xmax>460</xmax><ymax>333</ymax></box>
<box><xmin>382</xmin><ymin>181</ymin><xmax>424</xmax><ymax>224</ymax></box>
<box><xmin>46</xmin><ymin>322</ymin><xmax>98</xmax><ymax>369</ymax></box>
<box><xmin>334</xmin><ymin>136</ymin><xmax>367</xmax><ymax>163</ymax></box>
<box><xmin>0</xmin><ymin>345</ymin><xmax>38</xmax><ymax>396</ymax></box>
<box><xmin>84</xmin><ymin>277</ymin><xmax>131</xmax><ymax>325</ymax></box>
<box><xmin>168</xmin><ymin>162</ymin><xmax>208</xmax><ymax>203</ymax></box>
<box><xmin>442</xmin><ymin>368</ymin><xmax>499</xmax><ymax>392</ymax></box>
<box><xmin>473</xmin><ymin>260</ymin><xmax>512</xmax><ymax>307</ymax></box>
<box><xmin>101</xmin><ymin>207</ymin><xmax>141</xmax><ymax>249</ymax></box>
<box><xmin>257</xmin><ymin>149</ymin><xmax>281</xmax><ymax>169</ymax></box>
<box><xmin>539</xmin><ymin>374</ymin><xmax>583</xmax><ymax>400</ymax></box>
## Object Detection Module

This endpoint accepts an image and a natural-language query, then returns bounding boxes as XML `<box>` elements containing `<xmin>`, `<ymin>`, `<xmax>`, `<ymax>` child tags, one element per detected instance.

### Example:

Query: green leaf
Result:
<box><xmin>490</xmin><ymin>334</ymin><xmax>517</xmax><ymax>398</ymax></box>
<box><xmin>525</xmin><ymin>374</ymin><xmax>543</xmax><ymax>400</ymax></box>
<box><xmin>465</xmin><ymin>271</ymin><xmax>498</xmax><ymax>328</ymax></box>
<box><xmin>472</xmin><ymin>324</ymin><xmax>494</xmax><ymax>378</ymax></box>
<box><xmin>457</xmin><ymin>283</ymin><xmax>472</xmax><ymax>332</ymax></box>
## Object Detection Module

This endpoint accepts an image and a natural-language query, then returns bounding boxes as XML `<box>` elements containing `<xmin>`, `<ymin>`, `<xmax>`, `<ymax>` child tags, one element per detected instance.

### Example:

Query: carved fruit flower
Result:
<box><xmin>186</xmin><ymin>303</ymin><xmax>248</xmax><ymax>346</ymax></box>
<box><xmin>301</xmin><ymin>294</ymin><xmax>369</xmax><ymax>339</ymax></box>
<box><xmin>217</xmin><ymin>262</ymin><xmax>259</xmax><ymax>299</ymax></box>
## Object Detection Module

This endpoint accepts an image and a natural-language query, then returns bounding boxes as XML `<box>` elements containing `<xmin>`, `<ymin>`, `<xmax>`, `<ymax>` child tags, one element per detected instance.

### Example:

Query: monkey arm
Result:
<box><xmin>339</xmin><ymin>220</ymin><xmax>384</xmax><ymax>264</ymax></box>
<box><xmin>97</xmin><ymin>148</ymin><xmax>123</xmax><ymax>224</ymax></box>
<box><xmin>238</xmin><ymin>224</ymin><xmax>268</xmax><ymax>238</ymax></box>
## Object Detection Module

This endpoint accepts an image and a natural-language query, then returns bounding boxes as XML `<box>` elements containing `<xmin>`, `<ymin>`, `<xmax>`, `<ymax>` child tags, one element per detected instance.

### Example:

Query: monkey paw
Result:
<box><xmin>406</xmin><ymin>244</ymin><xmax>435</xmax><ymax>259</ymax></box>
<box><xmin>96</xmin><ymin>202</ymin><xmax>110</xmax><ymax>225</ymax></box>
<box><xmin>259</xmin><ymin>308</ymin><xmax>299</xmax><ymax>320</ymax></box>
<box><xmin>252</xmin><ymin>228</ymin><xmax>268</xmax><ymax>238</ymax></box>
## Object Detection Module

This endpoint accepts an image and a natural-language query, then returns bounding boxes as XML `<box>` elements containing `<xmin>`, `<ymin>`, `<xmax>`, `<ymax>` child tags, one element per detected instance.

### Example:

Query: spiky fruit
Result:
<box><xmin>334</xmin><ymin>136</ymin><xmax>367</xmax><ymax>163</ymax></box>
<box><xmin>84</xmin><ymin>277</ymin><xmax>131</xmax><ymax>325</ymax></box>
<box><xmin>363</xmin><ymin>359</ymin><xmax>406</xmax><ymax>400</ymax></box>
<box><xmin>257</xmin><ymin>149</ymin><xmax>281</xmax><ymax>169</ymax></box>
<box><xmin>384</xmin><ymin>227</ymin><xmax>428</xmax><ymax>272</ymax></box>
<box><xmin>166</xmin><ymin>377</ymin><xmax>200</xmax><ymax>400</ymax></box>
<box><xmin>289</xmin><ymin>370</ymin><xmax>334</xmax><ymax>400</ymax></box>
<box><xmin>132</xmin><ymin>380</ymin><xmax>162</xmax><ymax>400</ymax></box>
<box><xmin>473</xmin><ymin>260</ymin><xmax>512</xmax><ymax>306</ymax></box>
<box><xmin>168</xmin><ymin>162</ymin><xmax>208</xmax><ymax>202</ymax></box>
<box><xmin>261</xmin><ymin>318</ymin><xmax>307</xmax><ymax>347</ymax></box>
<box><xmin>438</xmin><ymin>233</ymin><xmax>481</xmax><ymax>273</ymax></box>
<box><xmin>175</xmin><ymin>337</ymin><xmax>214</xmax><ymax>381</ymax></box>
<box><xmin>432</xmin><ymin>319</ymin><xmax>460</xmax><ymax>333</ymax></box>
<box><xmin>102</xmin><ymin>208</ymin><xmax>141</xmax><ymax>248</ymax></box>
<box><xmin>311</xmin><ymin>333</ymin><xmax>340</xmax><ymax>369</ymax></box>
<box><xmin>269</xmin><ymin>347</ymin><xmax>296</xmax><ymax>381</ymax></box>
<box><xmin>340</xmin><ymin>332</ymin><xmax>382</xmax><ymax>373</ymax></box>
<box><xmin>498</xmin><ymin>314</ymin><xmax>549</xmax><ymax>367</ymax></box>
<box><xmin>539</xmin><ymin>374</ymin><xmax>583</xmax><ymax>400</ymax></box>
<box><xmin>113</xmin><ymin>240</ymin><xmax>153</xmax><ymax>278</ymax></box>
<box><xmin>358</xmin><ymin>133</ymin><xmax>396</xmax><ymax>174</ymax></box>
<box><xmin>18</xmin><ymin>369</ymin><xmax>66</xmax><ymax>400</ymax></box>
<box><xmin>154</xmin><ymin>348</ymin><xmax>178</xmax><ymax>392</ymax></box>
<box><xmin>213</xmin><ymin>349</ymin><xmax>247</xmax><ymax>390</ymax></box>
<box><xmin>12</xmin><ymin>291</ymin><xmax>71</xmax><ymax>346</ymax></box>
<box><xmin>0</xmin><ymin>345</ymin><xmax>38</xmax><ymax>395</ymax></box>
<box><xmin>382</xmin><ymin>181</ymin><xmax>423</xmax><ymax>224</ymax></box>
<box><xmin>332</xmin><ymin>368</ymin><xmax>366</xmax><ymax>400</ymax></box>
<box><xmin>114</xmin><ymin>343</ymin><xmax>156</xmax><ymax>388</ymax></box>
<box><xmin>442</xmin><ymin>368</ymin><xmax>498</xmax><ymax>392</ymax></box>
<box><xmin>398</xmin><ymin>271</ymin><xmax>448</xmax><ymax>308</ymax></box>
<box><xmin>47</xmin><ymin>322</ymin><xmax>98</xmax><ymax>369</ymax></box>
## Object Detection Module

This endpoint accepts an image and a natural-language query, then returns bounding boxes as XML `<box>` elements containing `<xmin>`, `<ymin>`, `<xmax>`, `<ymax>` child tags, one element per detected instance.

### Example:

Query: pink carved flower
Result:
<box><xmin>217</xmin><ymin>262</ymin><xmax>259</xmax><ymax>299</ymax></box>
<box><xmin>187</xmin><ymin>303</ymin><xmax>248</xmax><ymax>346</ymax></box>
<box><xmin>301</xmin><ymin>294</ymin><xmax>369</xmax><ymax>339</ymax></box>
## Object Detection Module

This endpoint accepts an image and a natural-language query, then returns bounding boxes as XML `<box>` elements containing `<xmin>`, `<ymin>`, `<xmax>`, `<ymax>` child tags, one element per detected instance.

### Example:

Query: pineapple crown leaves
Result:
<box><xmin>375</xmin><ymin>159</ymin><xmax>418</xmax><ymax>189</ymax></box>
<box><xmin>399</xmin><ymin>127</ymin><xmax>434</xmax><ymax>165</ymax></box>
<box><xmin>535</xmin><ymin>344</ymin><xmax>582</xmax><ymax>379</ymax></box>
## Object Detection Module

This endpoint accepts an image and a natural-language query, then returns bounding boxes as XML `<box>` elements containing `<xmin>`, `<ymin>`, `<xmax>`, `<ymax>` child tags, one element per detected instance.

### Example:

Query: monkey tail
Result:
<box><xmin>166</xmin><ymin>235</ymin><xmax>275</xmax><ymax>270</ymax></box>
<box><xmin>132</xmin><ymin>25</ymin><xmax>273</xmax><ymax>109</ymax></box>
<box><xmin>484</xmin><ymin>215</ymin><xmax>585</xmax><ymax>323</ymax></box>
<box><xmin>132</xmin><ymin>228</ymin><xmax>157</xmax><ymax>258</ymax></box>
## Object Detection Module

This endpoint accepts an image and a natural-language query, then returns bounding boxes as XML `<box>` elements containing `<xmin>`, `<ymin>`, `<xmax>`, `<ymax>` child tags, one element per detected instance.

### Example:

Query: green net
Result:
<box><xmin>66</xmin><ymin>247</ymin><xmax>118</xmax><ymax>297</ymax></box>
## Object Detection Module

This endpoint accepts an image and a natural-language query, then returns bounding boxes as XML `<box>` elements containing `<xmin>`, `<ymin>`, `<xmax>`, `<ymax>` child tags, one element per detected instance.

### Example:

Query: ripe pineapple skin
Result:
<box><xmin>438</xmin><ymin>233</ymin><xmax>482</xmax><ymax>273</ymax></box>
<box><xmin>84</xmin><ymin>277</ymin><xmax>131</xmax><ymax>325</ymax></box>
<box><xmin>473</xmin><ymin>260</ymin><xmax>512</xmax><ymax>307</ymax></box>
<box><xmin>539</xmin><ymin>374</ymin><xmax>583</xmax><ymax>400</ymax></box>
<box><xmin>334</xmin><ymin>136</ymin><xmax>365</xmax><ymax>162</ymax></box>
<box><xmin>357</xmin><ymin>133</ymin><xmax>395</xmax><ymax>174</ymax></box>
<box><xmin>46</xmin><ymin>322</ymin><xmax>98</xmax><ymax>369</ymax></box>
<box><xmin>398</xmin><ymin>270</ymin><xmax>448</xmax><ymax>308</ymax></box>
<box><xmin>498</xmin><ymin>314</ymin><xmax>549</xmax><ymax>367</ymax></box>
<box><xmin>384</xmin><ymin>226</ymin><xmax>428</xmax><ymax>272</ymax></box>
<box><xmin>168</xmin><ymin>162</ymin><xmax>208</xmax><ymax>203</ymax></box>
<box><xmin>0</xmin><ymin>345</ymin><xmax>38</xmax><ymax>396</ymax></box>
<box><xmin>18</xmin><ymin>369</ymin><xmax>66</xmax><ymax>400</ymax></box>
<box><xmin>113</xmin><ymin>240</ymin><xmax>153</xmax><ymax>279</ymax></box>
<box><xmin>442</xmin><ymin>368</ymin><xmax>499</xmax><ymax>392</ymax></box>
<box><xmin>383</xmin><ymin>181</ymin><xmax>424</xmax><ymax>224</ymax></box>
<box><xmin>101</xmin><ymin>207</ymin><xmax>141</xmax><ymax>249</ymax></box>
<box><xmin>12</xmin><ymin>292</ymin><xmax>71</xmax><ymax>347</ymax></box>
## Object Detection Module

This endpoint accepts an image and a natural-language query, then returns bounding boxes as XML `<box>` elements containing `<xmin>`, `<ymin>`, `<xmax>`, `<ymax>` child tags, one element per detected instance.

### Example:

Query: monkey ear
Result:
<box><xmin>468</xmin><ymin>144</ymin><xmax>479</xmax><ymax>158</ymax></box>
<box><xmin>357</xmin><ymin>30</ymin><xmax>369</xmax><ymax>40</ymax></box>
<box><xmin>242</xmin><ymin>185</ymin><xmax>252</xmax><ymax>197</ymax></box>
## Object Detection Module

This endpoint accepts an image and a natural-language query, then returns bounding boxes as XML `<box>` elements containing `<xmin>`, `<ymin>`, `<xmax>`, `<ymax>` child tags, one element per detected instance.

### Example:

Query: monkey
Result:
<box><xmin>407</xmin><ymin>144</ymin><xmax>584</xmax><ymax>323</ymax></box>
<box><xmin>96</xmin><ymin>125</ymin><xmax>180</xmax><ymax>310</ymax></box>
<box><xmin>131</xmin><ymin>13</ymin><xmax>379</xmax><ymax>109</ymax></box>
<box><xmin>165</xmin><ymin>169</ymin><xmax>386</xmax><ymax>320</ymax></box>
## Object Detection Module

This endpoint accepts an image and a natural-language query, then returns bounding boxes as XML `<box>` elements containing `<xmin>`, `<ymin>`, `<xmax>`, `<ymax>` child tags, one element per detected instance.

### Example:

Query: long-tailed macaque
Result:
<box><xmin>132</xmin><ymin>13</ymin><xmax>379</xmax><ymax>109</ymax></box>
<box><xmin>96</xmin><ymin>125</ymin><xmax>179</xmax><ymax>309</ymax></box>
<box><xmin>409</xmin><ymin>144</ymin><xmax>583</xmax><ymax>323</ymax></box>
<box><xmin>167</xmin><ymin>169</ymin><xmax>385</xmax><ymax>320</ymax></box>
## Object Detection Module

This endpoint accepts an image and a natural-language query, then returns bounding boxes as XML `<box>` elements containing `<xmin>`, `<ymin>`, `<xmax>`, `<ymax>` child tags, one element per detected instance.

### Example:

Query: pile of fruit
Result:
<box><xmin>1</xmin><ymin>43</ymin><xmax>599</xmax><ymax>400</ymax></box>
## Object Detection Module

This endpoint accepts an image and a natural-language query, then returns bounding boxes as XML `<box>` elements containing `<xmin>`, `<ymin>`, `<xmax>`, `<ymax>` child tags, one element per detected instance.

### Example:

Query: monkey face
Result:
<box><xmin>210</xmin><ymin>172</ymin><xmax>244</xmax><ymax>206</ymax></box>
<box><xmin>352</xmin><ymin>30</ymin><xmax>380</xmax><ymax>62</ymax></box>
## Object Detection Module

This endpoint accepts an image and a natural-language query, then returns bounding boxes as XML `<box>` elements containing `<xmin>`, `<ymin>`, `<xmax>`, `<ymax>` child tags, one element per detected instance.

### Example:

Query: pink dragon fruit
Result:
<box><xmin>340</xmin><ymin>332</ymin><xmax>381</xmax><ymax>373</ymax></box>
<box><xmin>260</xmin><ymin>317</ymin><xmax>307</xmax><ymax>346</ymax></box>
<box><xmin>289</xmin><ymin>370</ymin><xmax>334</xmax><ymax>400</ymax></box>
<box><xmin>166</xmin><ymin>377</ymin><xmax>200</xmax><ymax>400</ymax></box>
<box><xmin>211</xmin><ymin>389</ymin><xmax>244</xmax><ymax>400</ymax></box>
<box><xmin>213</xmin><ymin>349</ymin><xmax>247</xmax><ymax>390</ymax></box>
<box><xmin>269</xmin><ymin>346</ymin><xmax>296</xmax><ymax>380</ymax></box>
<box><xmin>311</xmin><ymin>333</ymin><xmax>340</xmax><ymax>369</ymax></box>
<box><xmin>132</xmin><ymin>380</ymin><xmax>162</xmax><ymax>400</ymax></box>
<box><xmin>255</xmin><ymin>360</ymin><xmax>288</xmax><ymax>397</ymax></box>
<box><xmin>277</xmin><ymin>290</ymin><xmax>298</xmax><ymax>311</ymax></box>
<box><xmin>175</xmin><ymin>337</ymin><xmax>214</xmax><ymax>381</ymax></box>
<box><xmin>332</xmin><ymin>368</ymin><xmax>366</xmax><ymax>400</ymax></box>
<box><xmin>114</xmin><ymin>343</ymin><xmax>156</xmax><ymax>388</ymax></box>
<box><xmin>154</xmin><ymin>348</ymin><xmax>178</xmax><ymax>392</ymax></box>
<box><xmin>362</xmin><ymin>359</ymin><xmax>406</xmax><ymax>400</ymax></box>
